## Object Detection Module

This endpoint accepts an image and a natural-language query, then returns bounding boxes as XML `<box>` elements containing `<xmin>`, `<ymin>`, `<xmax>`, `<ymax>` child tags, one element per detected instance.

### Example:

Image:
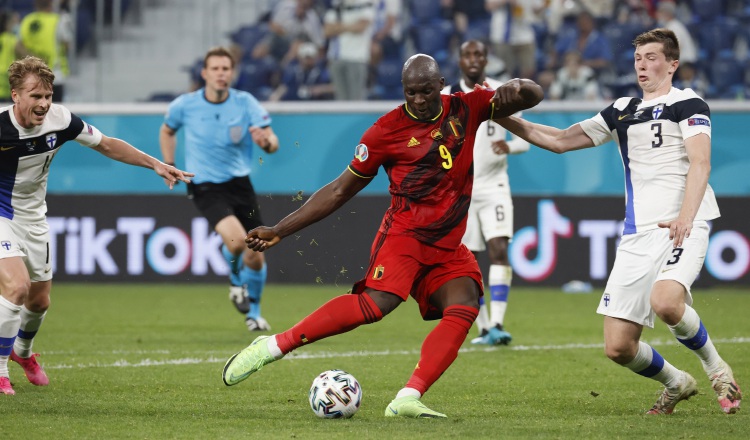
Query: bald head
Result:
<box><xmin>402</xmin><ymin>54</ymin><xmax>442</xmax><ymax>84</ymax></box>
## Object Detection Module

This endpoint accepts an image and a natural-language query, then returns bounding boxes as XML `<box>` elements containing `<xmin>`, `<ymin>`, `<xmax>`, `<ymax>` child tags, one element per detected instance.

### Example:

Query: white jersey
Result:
<box><xmin>579</xmin><ymin>87</ymin><xmax>720</xmax><ymax>235</ymax></box>
<box><xmin>441</xmin><ymin>78</ymin><xmax>529</xmax><ymax>197</ymax></box>
<box><xmin>0</xmin><ymin>104</ymin><xmax>102</xmax><ymax>224</ymax></box>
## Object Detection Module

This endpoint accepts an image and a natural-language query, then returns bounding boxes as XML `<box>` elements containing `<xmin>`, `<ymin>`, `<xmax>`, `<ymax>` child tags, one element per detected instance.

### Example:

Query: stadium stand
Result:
<box><xmin>3</xmin><ymin>0</ymin><xmax>749</xmax><ymax>102</ymax></box>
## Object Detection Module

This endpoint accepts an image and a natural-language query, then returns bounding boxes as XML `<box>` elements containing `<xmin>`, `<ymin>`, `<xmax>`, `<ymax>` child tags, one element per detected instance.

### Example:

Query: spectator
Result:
<box><xmin>18</xmin><ymin>0</ymin><xmax>72</xmax><ymax>102</ymax></box>
<box><xmin>673</xmin><ymin>62</ymin><xmax>708</xmax><ymax>98</ymax></box>
<box><xmin>253</xmin><ymin>0</ymin><xmax>325</xmax><ymax>66</ymax></box>
<box><xmin>548</xmin><ymin>50</ymin><xmax>601</xmax><ymax>100</ymax></box>
<box><xmin>550</xmin><ymin>11</ymin><xmax>612</xmax><ymax>75</ymax></box>
<box><xmin>0</xmin><ymin>10</ymin><xmax>26</xmax><ymax>102</ymax></box>
<box><xmin>324</xmin><ymin>0</ymin><xmax>376</xmax><ymax>100</ymax></box>
<box><xmin>269</xmin><ymin>42</ymin><xmax>334</xmax><ymax>101</ymax></box>
<box><xmin>656</xmin><ymin>0</ymin><xmax>697</xmax><ymax>64</ymax></box>
<box><xmin>486</xmin><ymin>0</ymin><xmax>545</xmax><ymax>79</ymax></box>
<box><xmin>370</xmin><ymin>0</ymin><xmax>403</xmax><ymax>67</ymax></box>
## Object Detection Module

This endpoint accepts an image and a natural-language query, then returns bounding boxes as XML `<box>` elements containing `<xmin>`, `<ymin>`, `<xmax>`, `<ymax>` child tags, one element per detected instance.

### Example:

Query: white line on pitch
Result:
<box><xmin>42</xmin><ymin>337</ymin><xmax>750</xmax><ymax>370</ymax></box>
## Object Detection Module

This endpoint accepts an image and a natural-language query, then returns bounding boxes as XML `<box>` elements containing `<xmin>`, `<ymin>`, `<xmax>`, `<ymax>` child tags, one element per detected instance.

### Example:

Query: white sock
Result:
<box><xmin>0</xmin><ymin>296</ymin><xmax>22</xmax><ymax>377</ymax></box>
<box><xmin>14</xmin><ymin>306</ymin><xmax>46</xmax><ymax>358</ymax></box>
<box><xmin>668</xmin><ymin>305</ymin><xmax>723</xmax><ymax>376</ymax></box>
<box><xmin>395</xmin><ymin>387</ymin><xmax>421</xmax><ymax>399</ymax></box>
<box><xmin>474</xmin><ymin>300</ymin><xmax>489</xmax><ymax>334</ymax></box>
<box><xmin>623</xmin><ymin>341</ymin><xmax>683</xmax><ymax>390</ymax></box>
<box><xmin>266</xmin><ymin>335</ymin><xmax>285</xmax><ymax>360</ymax></box>
<box><xmin>489</xmin><ymin>264</ymin><xmax>511</xmax><ymax>327</ymax></box>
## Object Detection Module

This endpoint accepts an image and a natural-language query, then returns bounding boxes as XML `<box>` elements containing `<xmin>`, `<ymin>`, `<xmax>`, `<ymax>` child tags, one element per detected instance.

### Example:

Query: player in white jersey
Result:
<box><xmin>0</xmin><ymin>56</ymin><xmax>193</xmax><ymax>396</ymax></box>
<box><xmin>496</xmin><ymin>29</ymin><xmax>741</xmax><ymax>414</ymax></box>
<box><xmin>442</xmin><ymin>40</ymin><xmax>529</xmax><ymax>345</ymax></box>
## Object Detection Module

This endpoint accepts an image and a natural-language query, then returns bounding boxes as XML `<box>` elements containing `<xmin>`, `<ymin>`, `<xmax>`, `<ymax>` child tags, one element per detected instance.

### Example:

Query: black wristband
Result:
<box><xmin>166</xmin><ymin>162</ymin><xmax>175</xmax><ymax>167</ymax></box>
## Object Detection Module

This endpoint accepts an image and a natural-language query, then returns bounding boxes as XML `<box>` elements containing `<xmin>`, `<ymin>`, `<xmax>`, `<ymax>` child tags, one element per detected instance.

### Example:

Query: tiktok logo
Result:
<box><xmin>510</xmin><ymin>200</ymin><xmax>573</xmax><ymax>281</ymax></box>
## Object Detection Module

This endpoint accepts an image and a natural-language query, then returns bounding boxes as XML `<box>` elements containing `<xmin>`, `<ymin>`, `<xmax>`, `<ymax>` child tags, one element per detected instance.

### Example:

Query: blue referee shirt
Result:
<box><xmin>164</xmin><ymin>88</ymin><xmax>272</xmax><ymax>184</ymax></box>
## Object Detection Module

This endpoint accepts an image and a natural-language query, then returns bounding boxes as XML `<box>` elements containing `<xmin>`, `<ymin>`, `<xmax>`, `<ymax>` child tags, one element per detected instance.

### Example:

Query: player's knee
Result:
<box><xmin>650</xmin><ymin>295</ymin><xmax>684</xmax><ymax>325</ymax></box>
<box><xmin>364</xmin><ymin>290</ymin><xmax>402</xmax><ymax>317</ymax></box>
<box><xmin>1</xmin><ymin>278</ymin><xmax>31</xmax><ymax>304</ymax></box>
<box><xmin>26</xmin><ymin>295</ymin><xmax>50</xmax><ymax>313</ymax></box>
<box><xmin>604</xmin><ymin>342</ymin><xmax>636</xmax><ymax>365</ymax></box>
<box><xmin>225</xmin><ymin>240</ymin><xmax>245</xmax><ymax>256</ymax></box>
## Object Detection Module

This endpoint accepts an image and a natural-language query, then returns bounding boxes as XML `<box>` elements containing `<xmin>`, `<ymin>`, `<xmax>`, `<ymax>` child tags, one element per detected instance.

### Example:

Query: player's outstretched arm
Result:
<box><xmin>93</xmin><ymin>134</ymin><xmax>194</xmax><ymax>189</ymax></box>
<box><xmin>245</xmin><ymin>169</ymin><xmax>370</xmax><ymax>252</ymax></box>
<box><xmin>490</xmin><ymin>79</ymin><xmax>544</xmax><ymax>119</ymax></box>
<box><xmin>495</xmin><ymin>116</ymin><xmax>595</xmax><ymax>154</ymax></box>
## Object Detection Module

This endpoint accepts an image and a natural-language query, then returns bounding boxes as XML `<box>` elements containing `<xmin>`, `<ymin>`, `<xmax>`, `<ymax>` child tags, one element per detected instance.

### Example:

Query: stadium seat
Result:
<box><xmin>235</xmin><ymin>57</ymin><xmax>277</xmax><ymax>101</ymax></box>
<box><xmin>230</xmin><ymin>23</ymin><xmax>270</xmax><ymax>60</ymax></box>
<box><xmin>706</xmin><ymin>54</ymin><xmax>744</xmax><ymax>98</ymax></box>
<box><xmin>463</xmin><ymin>18</ymin><xmax>491</xmax><ymax>43</ymax></box>
<box><xmin>411</xmin><ymin>20</ymin><xmax>454</xmax><ymax>65</ymax></box>
<box><xmin>372</xmin><ymin>59</ymin><xmax>403</xmax><ymax>100</ymax></box>
<box><xmin>695</xmin><ymin>18</ymin><xmax>738</xmax><ymax>59</ymax></box>
<box><xmin>409</xmin><ymin>0</ymin><xmax>443</xmax><ymax>24</ymax></box>
<box><xmin>75</xmin><ymin>6</ymin><xmax>94</xmax><ymax>51</ymax></box>
<box><xmin>603</xmin><ymin>23</ymin><xmax>646</xmax><ymax>52</ymax></box>
<box><xmin>690</xmin><ymin>0</ymin><xmax>725</xmax><ymax>22</ymax></box>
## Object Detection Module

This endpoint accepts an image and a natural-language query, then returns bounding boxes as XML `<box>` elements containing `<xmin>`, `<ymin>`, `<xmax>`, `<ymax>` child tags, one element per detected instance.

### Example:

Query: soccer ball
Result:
<box><xmin>308</xmin><ymin>369</ymin><xmax>362</xmax><ymax>418</ymax></box>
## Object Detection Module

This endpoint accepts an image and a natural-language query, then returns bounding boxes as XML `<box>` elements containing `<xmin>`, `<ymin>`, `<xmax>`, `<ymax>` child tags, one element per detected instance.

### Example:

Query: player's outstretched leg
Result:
<box><xmin>385</xmin><ymin>396</ymin><xmax>447</xmax><ymax>418</ymax></box>
<box><xmin>223</xmin><ymin>293</ymin><xmax>384</xmax><ymax>386</ymax></box>
<box><xmin>223</xmin><ymin>335</ymin><xmax>281</xmax><ymax>385</ymax></box>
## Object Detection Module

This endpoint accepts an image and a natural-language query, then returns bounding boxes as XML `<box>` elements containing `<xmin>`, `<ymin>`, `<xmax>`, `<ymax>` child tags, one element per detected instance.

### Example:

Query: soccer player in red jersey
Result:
<box><xmin>222</xmin><ymin>54</ymin><xmax>543</xmax><ymax>418</ymax></box>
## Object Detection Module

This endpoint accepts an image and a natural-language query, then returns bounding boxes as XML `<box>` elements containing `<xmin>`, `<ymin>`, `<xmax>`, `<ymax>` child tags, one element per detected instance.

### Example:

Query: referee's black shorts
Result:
<box><xmin>190</xmin><ymin>175</ymin><xmax>264</xmax><ymax>232</ymax></box>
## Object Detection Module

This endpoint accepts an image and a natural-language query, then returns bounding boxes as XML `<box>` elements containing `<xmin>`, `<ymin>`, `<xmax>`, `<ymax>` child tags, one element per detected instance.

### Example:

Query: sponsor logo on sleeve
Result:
<box><xmin>688</xmin><ymin>117</ymin><xmax>710</xmax><ymax>127</ymax></box>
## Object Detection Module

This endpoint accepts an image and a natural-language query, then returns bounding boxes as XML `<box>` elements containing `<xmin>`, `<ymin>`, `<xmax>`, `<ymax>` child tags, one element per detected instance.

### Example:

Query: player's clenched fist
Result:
<box><xmin>490</xmin><ymin>78</ymin><xmax>544</xmax><ymax>119</ymax></box>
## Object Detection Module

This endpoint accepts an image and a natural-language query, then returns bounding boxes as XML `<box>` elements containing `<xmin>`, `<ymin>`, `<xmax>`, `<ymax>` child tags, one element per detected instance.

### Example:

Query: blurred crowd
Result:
<box><xmin>205</xmin><ymin>0</ymin><xmax>750</xmax><ymax>102</ymax></box>
<box><xmin>3</xmin><ymin>0</ymin><xmax>750</xmax><ymax>102</ymax></box>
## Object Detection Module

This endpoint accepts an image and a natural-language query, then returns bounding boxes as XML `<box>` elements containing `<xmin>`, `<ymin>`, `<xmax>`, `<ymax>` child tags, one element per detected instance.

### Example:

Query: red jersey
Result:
<box><xmin>349</xmin><ymin>89</ymin><xmax>496</xmax><ymax>250</ymax></box>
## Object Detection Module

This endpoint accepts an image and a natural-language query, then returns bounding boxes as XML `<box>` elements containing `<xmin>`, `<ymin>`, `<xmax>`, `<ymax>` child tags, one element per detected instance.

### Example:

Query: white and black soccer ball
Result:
<box><xmin>308</xmin><ymin>369</ymin><xmax>362</xmax><ymax>418</ymax></box>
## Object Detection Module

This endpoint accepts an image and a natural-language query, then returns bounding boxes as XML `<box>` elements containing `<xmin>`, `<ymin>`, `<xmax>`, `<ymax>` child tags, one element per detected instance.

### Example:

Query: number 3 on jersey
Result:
<box><xmin>439</xmin><ymin>144</ymin><xmax>453</xmax><ymax>169</ymax></box>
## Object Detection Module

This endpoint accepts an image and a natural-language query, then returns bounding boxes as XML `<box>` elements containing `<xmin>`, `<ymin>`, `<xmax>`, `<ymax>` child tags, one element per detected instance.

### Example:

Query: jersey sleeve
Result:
<box><xmin>164</xmin><ymin>95</ymin><xmax>185</xmax><ymax>131</ymax></box>
<box><xmin>579</xmin><ymin>103</ymin><xmax>615</xmax><ymax>146</ymax></box>
<box><xmin>68</xmin><ymin>113</ymin><xmax>103</xmax><ymax>147</ymax></box>
<box><xmin>347</xmin><ymin>123</ymin><xmax>386</xmax><ymax>179</ymax></box>
<box><xmin>246</xmin><ymin>93</ymin><xmax>272</xmax><ymax>127</ymax></box>
<box><xmin>465</xmin><ymin>88</ymin><xmax>494</xmax><ymax>122</ymax></box>
<box><xmin>676</xmin><ymin>95</ymin><xmax>711</xmax><ymax>140</ymax></box>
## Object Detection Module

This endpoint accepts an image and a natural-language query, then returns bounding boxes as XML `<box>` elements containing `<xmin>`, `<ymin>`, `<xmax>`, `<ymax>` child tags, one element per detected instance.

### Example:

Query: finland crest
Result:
<box><xmin>45</xmin><ymin>133</ymin><xmax>57</xmax><ymax>149</ymax></box>
<box><xmin>652</xmin><ymin>104</ymin><xmax>664</xmax><ymax>120</ymax></box>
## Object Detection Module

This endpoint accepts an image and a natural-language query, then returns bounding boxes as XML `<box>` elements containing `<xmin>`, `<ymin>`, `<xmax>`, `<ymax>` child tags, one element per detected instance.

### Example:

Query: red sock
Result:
<box><xmin>276</xmin><ymin>293</ymin><xmax>383</xmax><ymax>354</ymax></box>
<box><xmin>405</xmin><ymin>305</ymin><xmax>478</xmax><ymax>395</ymax></box>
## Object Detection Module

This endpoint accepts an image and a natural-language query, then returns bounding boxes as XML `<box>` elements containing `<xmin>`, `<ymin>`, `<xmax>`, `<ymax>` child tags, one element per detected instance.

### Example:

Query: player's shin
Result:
<box><xmin>13</xmin><ymin>306</ymin><xmax>45</xmax><ymax>358</ymax></box>
<box><xmin>221</xmin><ymin>244</ymin><xmax>243</xmax><ymax>286</ymax></box>
<box><xmin>668</xmin><ymin>305</ymin><xmax>723</xmax><ymax>375</ymax></box>
<box><xmin>0</xmin><ymin>297</ymin><xmax>22</xmax><ymax>377</ymax></box>
<box><xmin>405</xmin><ymin>305</ymin><xmax>478</xmax><ymax>395</ymax></box>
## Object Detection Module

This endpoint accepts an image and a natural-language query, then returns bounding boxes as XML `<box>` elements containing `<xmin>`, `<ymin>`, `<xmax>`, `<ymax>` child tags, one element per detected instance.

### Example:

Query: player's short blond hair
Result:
<box><xmin>8</xmin><ymin>56</ymin><xmax>55</xmax><ymax>92</ymax></box>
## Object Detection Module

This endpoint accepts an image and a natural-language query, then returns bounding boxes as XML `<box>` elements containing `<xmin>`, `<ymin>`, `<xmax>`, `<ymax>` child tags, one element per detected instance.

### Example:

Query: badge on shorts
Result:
<box><xmin>372</xmin><ymin>264</ymin><xmax>384</xmax><ymax>280</ymax></box>
<box><xmin>229</xmin><ymin>125</ymin><xmax>244</xmax><ymax>144</ymax></box>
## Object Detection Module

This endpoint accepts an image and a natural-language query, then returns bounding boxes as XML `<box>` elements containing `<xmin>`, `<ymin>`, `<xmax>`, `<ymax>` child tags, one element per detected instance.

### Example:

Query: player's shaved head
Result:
<box><xmin>402</xmin><ymin>54</ymin><xmax>441</xmax><ymax>83</ymax></box>
<box><xmin>401</xmin><ymin>54</ymin><xmax>445</xmax><ymax>121</ymax></box>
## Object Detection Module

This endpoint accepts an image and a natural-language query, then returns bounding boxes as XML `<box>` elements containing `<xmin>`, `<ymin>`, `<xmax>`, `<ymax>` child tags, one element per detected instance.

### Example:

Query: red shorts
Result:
<box><xmin>352</xmin><ymin>233</ymin><xmax>483</xmax><ymax>320</ymax></box>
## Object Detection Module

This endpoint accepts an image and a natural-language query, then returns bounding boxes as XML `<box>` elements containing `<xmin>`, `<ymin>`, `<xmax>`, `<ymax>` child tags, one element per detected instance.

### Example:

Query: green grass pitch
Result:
<box><xmin>3</xmin><ymin>283</ymin><xmax>748</xmax><ymax>439</ymax></box>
